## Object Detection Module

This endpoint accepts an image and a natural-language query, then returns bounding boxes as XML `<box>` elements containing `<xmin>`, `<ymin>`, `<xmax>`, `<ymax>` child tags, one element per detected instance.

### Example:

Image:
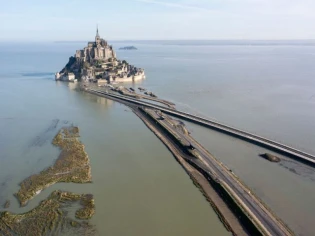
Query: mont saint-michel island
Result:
<box><xmin>55</xmin><ymin>27</ymin><xmax>145</xmax><ymax>84</ymax></box>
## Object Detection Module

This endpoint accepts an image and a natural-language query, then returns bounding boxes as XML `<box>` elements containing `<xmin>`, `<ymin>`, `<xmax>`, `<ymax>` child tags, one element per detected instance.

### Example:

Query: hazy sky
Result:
<box><xmin>1</xmin><ymin>0</ymin><xmax>315</xmax><ymax>41</ymax></box>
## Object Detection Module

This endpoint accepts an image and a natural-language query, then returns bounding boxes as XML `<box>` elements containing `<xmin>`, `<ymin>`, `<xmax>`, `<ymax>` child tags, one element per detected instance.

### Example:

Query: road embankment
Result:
<box><xmin>84</xmin><ymin>87</ymin><xmax>294</xmax><ymax>236</ymax></box>
<box><xmin>134</xmin><ymin>107</ymin><xmax>253</xmax><ymax>236</ymax></box>
<box><xmin>85</xmin><ymin>87</ymin><xmax>315</xmax><ymax>168</ymax></box>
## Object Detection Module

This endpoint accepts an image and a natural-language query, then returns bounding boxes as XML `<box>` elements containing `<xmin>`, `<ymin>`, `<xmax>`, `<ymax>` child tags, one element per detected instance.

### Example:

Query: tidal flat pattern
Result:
<box><xmin>0</xmin><ymin>126</ymin><xmax>96</xmax><ymax>236</ymax></box>
<box><xmin>0</xmin><ymin>190</ymin><xmax>95</xmax><ymax>236</ymax></box>
<box><xmin>15</xmin><ymin>126</ymin><xmax>92</xmax><ymax>207</ymax></box>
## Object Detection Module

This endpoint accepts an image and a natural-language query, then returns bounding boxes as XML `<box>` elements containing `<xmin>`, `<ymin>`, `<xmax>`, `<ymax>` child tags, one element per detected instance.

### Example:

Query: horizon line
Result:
<box><xmin>1</xmin><ymin>39</ymin><xmax>315</xmax><ymax>44</ymax></box>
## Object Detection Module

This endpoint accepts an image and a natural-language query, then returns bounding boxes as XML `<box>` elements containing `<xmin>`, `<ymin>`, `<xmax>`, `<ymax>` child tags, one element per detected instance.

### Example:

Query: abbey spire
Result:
<box><xmin>96</xmin><ymin>24</ymin><xmax>100</xmax><ymax>38</ymax></box>
<box><xmin>95</xmin><ymin>24</ymin><xmax>100</xmax><ymax>42</ymax></box>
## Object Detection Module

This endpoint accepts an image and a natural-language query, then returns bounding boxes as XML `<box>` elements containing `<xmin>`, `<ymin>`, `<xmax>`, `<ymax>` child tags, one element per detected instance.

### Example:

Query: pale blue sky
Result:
<box><xmin>1</xmin><ymin>0</ymin><xmax>315</xmax><ymax>41</ymax></box>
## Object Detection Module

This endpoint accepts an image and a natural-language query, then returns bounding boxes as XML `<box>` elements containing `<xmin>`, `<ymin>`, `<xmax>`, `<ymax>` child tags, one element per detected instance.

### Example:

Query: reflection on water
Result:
<box><xmin>279</xmin><ymin>159</ymin><xmax>315</xmax><ymax>181</ymax></box>
<box><xmin>95</xmin><ymin>96</ymin><xmax>113</xmax><ymax>107</ymax></box>
<box><xmin>67</xmin><ymin>81</ymin><xmax>77</xmax><ymax>91</ymax></box>
<box><xmin>82</xmin><ymin>92</ymin><xmax>114</xmax><ymax>110</ymax></box>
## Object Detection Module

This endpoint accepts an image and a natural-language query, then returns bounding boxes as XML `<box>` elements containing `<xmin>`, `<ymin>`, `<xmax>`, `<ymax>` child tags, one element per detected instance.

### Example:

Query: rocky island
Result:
<box><xmin>119</xmin><ymin>46</ymin><xmax>138</xmax><ymax>50</ymax></box>
<box><xmin>260</xmin><ymin>153</ymin><xmax>281</xmax><ymax>162</ymax></box>
<box><xmin>55</xmin><ymin>27</ymin><xmax>145</xmax><ymax>83</ymax></box>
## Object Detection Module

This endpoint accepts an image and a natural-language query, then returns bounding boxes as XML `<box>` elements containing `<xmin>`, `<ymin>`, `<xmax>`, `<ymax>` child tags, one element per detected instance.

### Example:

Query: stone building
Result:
<box><xmin>55</xmin><ymin>72</ymin><xmax>76</xmax><ymax>82</ymax></box>
<box><xmin>75</xmin><ymin>26</ymin><xmax>116</xmax><ymax>63</ymax></box>
<box><xmin>67</xmin><ymin>73</ymin><xmax>75</xmax><ymax>81</ymax></box>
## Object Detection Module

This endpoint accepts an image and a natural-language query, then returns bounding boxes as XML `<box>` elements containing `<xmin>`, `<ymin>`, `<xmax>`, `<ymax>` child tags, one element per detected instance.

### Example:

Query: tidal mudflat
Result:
<box><xmin>15</xmin><ymin>126</ymin><xmax>92</xmax><ymax>207</ymax></box>
<box><xmin>0</xmin><ymin>190</ymin><xmax>95</xmax><ymax>236</ymax></box>
<box><xmin>1</xmin><ymin>126</ymin><xmax>96</xmax><ymax>236</ymax></box>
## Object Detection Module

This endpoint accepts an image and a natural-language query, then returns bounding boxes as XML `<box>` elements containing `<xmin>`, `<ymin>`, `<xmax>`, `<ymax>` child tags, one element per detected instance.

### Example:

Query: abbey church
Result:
<box><xmin>75</xmin><ymin>27</ymin><xmax>116</xmax><ymax>63</ymax></box>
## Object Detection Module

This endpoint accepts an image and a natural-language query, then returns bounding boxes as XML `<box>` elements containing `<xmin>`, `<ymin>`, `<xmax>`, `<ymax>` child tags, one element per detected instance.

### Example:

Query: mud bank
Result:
<box><xmin>15</xmin><ymin>126</ymin><xmax>92</xmax><ymax>206</ymax></box>
<box><xmin>3</xmin><ymin>201</ymin><xmax>10</xmax><ymax>209</ymax></box>
<box><xmin>0</xmin><ymin>190</ymin><xmax>95</xmax><ymax>236</ymax></box>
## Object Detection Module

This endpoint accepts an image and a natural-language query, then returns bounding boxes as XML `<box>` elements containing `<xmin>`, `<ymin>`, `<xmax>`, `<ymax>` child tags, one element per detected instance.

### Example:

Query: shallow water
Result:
<box><xmin>1</xmin><ymin>40</ymin><xmax>315</xmax><ymax>235</ymax></box>
<box><xmin>0</xmin><ymin>54</ymin><xmax>228</xmax><ymax>235</ymax></box>
<box><xmin>114</xmin><ymin>41</ymin><xmax>315</xmax><ymax>235</ymax></box>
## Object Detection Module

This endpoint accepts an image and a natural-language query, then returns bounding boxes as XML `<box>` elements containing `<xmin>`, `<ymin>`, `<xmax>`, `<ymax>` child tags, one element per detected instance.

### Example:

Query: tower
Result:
<box><xmin>95</xmin><ymin>24</ymin><xmax>100</xmax><ymax>43</ymax></box>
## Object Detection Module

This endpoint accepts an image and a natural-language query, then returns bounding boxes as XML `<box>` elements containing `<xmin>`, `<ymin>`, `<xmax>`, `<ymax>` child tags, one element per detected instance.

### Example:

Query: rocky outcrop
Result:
<box><xmin>260</xmin><ymin>153</ymin><xmax>281</xmax><ymax>162</ymax></box>
<box><xmin>119</xmin><ymin>46</ymin><xmax>137</xmax><ymax>50</ymax></box>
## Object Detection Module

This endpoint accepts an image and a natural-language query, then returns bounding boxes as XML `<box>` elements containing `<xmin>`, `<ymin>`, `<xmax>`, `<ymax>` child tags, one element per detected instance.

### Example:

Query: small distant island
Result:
<box><xmin>119</xmin><ymin>46</ymin><xmax>138</xmax><ymax>50</ymax></box>
<box><xmin>55</xmin><ymin>27</ymin><xmax>145</xmax><ymax>83</ymax></box>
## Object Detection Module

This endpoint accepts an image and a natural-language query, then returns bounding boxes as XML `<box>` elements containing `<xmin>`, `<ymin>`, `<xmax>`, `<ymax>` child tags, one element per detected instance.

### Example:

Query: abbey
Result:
<box><xmin>75</xmin><ymin>27</ymin><xmax>116</xmax><ymax>63</ymax></box>
<box><xmin>56</xmin><ymin>27</ymin><xmax>145</xmax><ymax>83</ymax></box>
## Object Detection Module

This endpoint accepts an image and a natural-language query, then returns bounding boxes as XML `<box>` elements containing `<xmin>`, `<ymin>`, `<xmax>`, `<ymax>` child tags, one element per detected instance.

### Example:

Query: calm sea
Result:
<box><xmin>1</xmin><ymin>40</ymin><xmax>315</xmax><ymax>235</ymax></box>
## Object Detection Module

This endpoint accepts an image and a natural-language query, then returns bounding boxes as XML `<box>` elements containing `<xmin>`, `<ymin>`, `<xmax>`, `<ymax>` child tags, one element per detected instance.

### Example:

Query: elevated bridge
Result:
<box><xmin>86</xmin><ymin>88</ymin><xmax>315</xmax><ymax>167</ymax></box>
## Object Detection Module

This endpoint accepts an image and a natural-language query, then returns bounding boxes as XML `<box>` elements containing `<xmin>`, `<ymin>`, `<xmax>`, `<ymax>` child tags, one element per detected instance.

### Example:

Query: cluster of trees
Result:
<box><xmin>60</xmin><ymin>56</ymin><xmax>77</xmax><ymax>73</ymax></box>
<box><xmin>96</xmin><ymin>74</ymin><xmax>103</xmax><ymax>79</ymax></box>
<box><xmin>94</xmin><ymin>60</ymin><xmax>103</xmax><ymax>68</ymax></box>
<box><xmin>122</xmin><ymin>60</ymin><xmax>129</xmax><ymax>66</ymax></box>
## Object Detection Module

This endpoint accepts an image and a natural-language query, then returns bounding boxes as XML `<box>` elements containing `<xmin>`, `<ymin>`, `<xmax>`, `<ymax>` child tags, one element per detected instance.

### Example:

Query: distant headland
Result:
<box><xmin>55</xmin><ymin>27</ymin><xmax>145</xmax><ymax>83</ymax></box>
<box><xmin>119</xmin><ymin>46</ymin><xmax>138</xmax><ymax>50</ymax></box>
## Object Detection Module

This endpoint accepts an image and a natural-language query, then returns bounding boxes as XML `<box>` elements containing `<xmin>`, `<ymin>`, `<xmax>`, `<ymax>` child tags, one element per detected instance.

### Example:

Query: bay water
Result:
<box><xmin>1</xmin><ymin>40</ymin><xmax>315</xmax><ymax>235</ymax></box>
